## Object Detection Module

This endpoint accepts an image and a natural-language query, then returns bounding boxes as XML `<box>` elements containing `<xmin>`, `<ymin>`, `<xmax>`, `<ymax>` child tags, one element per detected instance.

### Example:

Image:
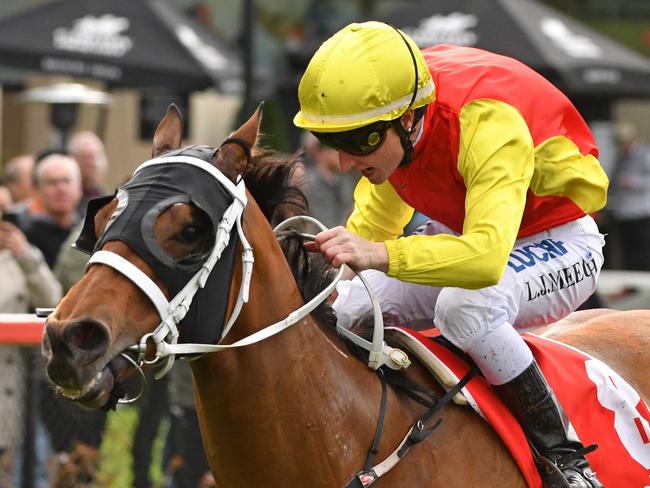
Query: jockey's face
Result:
<box><xmin>336</xmin><ymin>111</ymin><xmax>417</xmax><ymax>184</ymax></box>
<box><xmin>337</xmin><ymin>128</ymin><xmax>401</xmax><ymax>183</ymax></box>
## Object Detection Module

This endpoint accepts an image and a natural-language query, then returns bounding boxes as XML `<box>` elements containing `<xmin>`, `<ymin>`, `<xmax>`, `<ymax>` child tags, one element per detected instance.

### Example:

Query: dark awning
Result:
<box><xmin>0</xmin><ymin>0</ymin><xmax>243</xmax><ymax>93</ymax></box>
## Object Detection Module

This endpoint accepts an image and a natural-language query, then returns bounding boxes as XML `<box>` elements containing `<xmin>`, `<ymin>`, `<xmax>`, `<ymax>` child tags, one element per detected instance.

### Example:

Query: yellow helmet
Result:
<box><xmin>294</xmin><ymin>21</ymin><xmax>436</xmax><ymax>133</ymax></box>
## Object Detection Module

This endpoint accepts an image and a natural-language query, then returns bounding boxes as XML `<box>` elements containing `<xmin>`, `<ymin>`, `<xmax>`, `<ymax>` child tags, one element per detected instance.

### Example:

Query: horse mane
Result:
<box><xmin>243</xmin><ymin>146</ymin><xmax>309</xmax><ymax>227</ymax></box>
<box><xmin>239</xmin><ymin>145</ymin><xmax>337</xmax><ymax>329</ymax></box>
<box><xmin>276</xmin><ymin>232</ymin><xmax>338</xmax><ymax>329</ymax></box>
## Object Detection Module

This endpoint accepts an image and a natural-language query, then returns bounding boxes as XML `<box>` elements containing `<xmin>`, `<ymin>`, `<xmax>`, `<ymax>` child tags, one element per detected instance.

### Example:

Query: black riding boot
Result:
<box><xmin>495</xmin><ymin>361</ymin><xmax>604</xmax><ymax>488</ymax></box>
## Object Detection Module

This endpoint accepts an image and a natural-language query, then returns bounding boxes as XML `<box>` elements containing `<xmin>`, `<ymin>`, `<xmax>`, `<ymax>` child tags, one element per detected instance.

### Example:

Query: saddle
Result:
<box><xmin>384</xmin><ymin>327</ymin><xmax>469</xmax><ymax>406</ymax></box>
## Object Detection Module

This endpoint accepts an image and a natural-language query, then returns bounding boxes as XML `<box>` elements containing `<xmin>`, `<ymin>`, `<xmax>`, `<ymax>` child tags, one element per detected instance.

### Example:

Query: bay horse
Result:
<box><xmin>41</xmin><ymin>105</ymin><xmax>649</xmax><ymax>487</ymax></box>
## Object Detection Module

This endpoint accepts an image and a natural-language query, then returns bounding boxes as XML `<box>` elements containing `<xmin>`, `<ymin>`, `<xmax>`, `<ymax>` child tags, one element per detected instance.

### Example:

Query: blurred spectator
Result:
<box><xmin>300</xmin><ymin>132</ymin><xmax>358</xmax><ymax>228</ymax></box>
<box><xmin>26</xmin><ymin>148</ymin><xmax>72</xmax><ymax>218</ymax></box>
<box><xmin>21</xmin><ymin>153</ymin><xmax>82</xmax><ymax>268</ymax></box>
<box><xmin>608</xmin><ymin>121</ymin><xmax>650</xmax><ymax>271</ymax></box>
<box><xmin>67</xmin><ymin>131</ymin><xmax>109</xmax><ymax>212</ymax></box>
<box><xmin>3</xmin><ymin>154</ymin><xmax>35</xmax><ymax>205</ymax></box>
<box><xmin>0</xmin><ymin>183</ymin><xmax>60</xmax><ymax>306</ymax></box>
<box><xmin>186</xmin><ymin>2</ymin><xmax>213</xmax><ymax>28</ymax></box>
<box><xmin>0</xmin><ymin>183</ymin><xmax>61</xmax><ymax>487</ymax></box>
<box><xmin>0</xmin><ymin>186</ymin><xmax>11</xmax><ymax>213</ymax></box>
<box><xmin>2</xmin><ymin>154</ymin><xmax>36</xmax><ymax>224</ymax></box>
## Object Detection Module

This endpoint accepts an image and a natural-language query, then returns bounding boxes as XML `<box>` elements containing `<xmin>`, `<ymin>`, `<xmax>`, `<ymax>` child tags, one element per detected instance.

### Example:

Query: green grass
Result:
<box><xmin>93</xmin><ymin>406</ymin><xmax>170</xmax><ymax>488</ymax></box>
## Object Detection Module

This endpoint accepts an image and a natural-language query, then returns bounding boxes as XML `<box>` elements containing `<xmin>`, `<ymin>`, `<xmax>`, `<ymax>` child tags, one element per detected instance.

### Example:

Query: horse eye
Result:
<box><xmin>177</xmin><ymin>225</ymin><xmax>201</xmax><ymax>243</ymax></box>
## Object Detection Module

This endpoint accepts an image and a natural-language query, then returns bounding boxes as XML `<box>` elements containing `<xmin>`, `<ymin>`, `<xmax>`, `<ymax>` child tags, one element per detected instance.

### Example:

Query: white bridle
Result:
<box><xmin>87</xmin><ymin>155</ymin><xmax>409</xmax><ymax>383</ymax></box>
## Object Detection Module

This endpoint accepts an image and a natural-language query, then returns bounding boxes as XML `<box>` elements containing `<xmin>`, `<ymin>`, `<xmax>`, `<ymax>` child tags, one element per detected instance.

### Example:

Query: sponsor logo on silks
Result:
<box><xmin>525</xmin><ymin>257</ymin><xmax>598</xmax><ymax>301</ymax></box>
<box><xmin>507</xmin><ymin>238</ymin><xmax>568</xmax><ymax>273</ymax></box>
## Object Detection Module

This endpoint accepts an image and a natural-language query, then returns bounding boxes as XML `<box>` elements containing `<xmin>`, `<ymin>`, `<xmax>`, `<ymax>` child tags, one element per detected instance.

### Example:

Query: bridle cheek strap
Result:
<box><xmin>220</xmin><ymin>214</ymin><xmax>254</xmax><ymax>341</ymax></box>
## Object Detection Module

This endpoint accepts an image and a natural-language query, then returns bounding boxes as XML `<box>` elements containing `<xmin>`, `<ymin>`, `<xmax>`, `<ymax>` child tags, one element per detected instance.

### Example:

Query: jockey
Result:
<box><xmin>294</xmin><ymin>21</ymin><xmax>608</xmax><ymax>488</ymax></box>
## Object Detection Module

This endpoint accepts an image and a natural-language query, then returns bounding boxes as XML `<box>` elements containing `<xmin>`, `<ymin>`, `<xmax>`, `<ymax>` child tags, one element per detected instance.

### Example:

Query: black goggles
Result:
<box><xmin>311</xmin><ymin>120</ymin><xmax>393</xmax><ymax>156</ymax></box>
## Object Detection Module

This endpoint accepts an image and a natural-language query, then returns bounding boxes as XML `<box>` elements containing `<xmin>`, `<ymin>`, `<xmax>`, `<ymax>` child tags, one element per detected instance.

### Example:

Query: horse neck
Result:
<box><xmin>196</xmin><ymin>199</ymin><xmax>368</xmax><ymax>387</ymax></box>
<box><xmin>190</xmin><ymin>202</ymin><xmax>384</xmax><ymax>482</ymax></box>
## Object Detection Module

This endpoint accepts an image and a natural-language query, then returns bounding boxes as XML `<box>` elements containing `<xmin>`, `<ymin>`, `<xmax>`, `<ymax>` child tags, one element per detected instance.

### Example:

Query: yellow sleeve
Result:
<box><xmin>346</xmin><ymin>177</ymin><xmax>414</xmax><ymax>241</ymax></box>
<box><xmin>384</xmin><ymin>99</ymin><xmax>534</xmax><ymax>288</ymax></box>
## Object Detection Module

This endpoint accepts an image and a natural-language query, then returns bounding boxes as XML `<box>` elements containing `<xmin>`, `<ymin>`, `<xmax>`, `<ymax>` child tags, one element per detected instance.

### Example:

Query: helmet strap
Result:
<box><xmin>395</xmin><ymin>106</ymin><xmax>426</xmax><ymax>167</ymax></box>
<box><xmin>394</xmin><ymin>119</ymin><xmax>414</xmax><ymax>167</ymax></box>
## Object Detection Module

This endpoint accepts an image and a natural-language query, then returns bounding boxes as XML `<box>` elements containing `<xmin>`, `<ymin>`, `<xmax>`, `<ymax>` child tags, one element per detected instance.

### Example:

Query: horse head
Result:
<box><xmin>41</xmin><ymin>104</ymin><xmax>266</xmax><ymax>409</ymax></box>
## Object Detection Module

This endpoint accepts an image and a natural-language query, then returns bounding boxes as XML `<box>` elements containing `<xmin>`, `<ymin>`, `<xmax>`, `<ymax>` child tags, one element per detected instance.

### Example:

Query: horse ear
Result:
<box><xmin>233</xmin><ymin>102</ymin><xmax>264</xmax><ymax>149</ymax></box>
<box><xmin>152</xmin><ymin>104</ymin><xmax>183</xmax><ymax>157</ymax></box>
<box><xmin>212</xmin><ymin>102</ymin><xmax>264</xmax><ymax>181</ymax></box>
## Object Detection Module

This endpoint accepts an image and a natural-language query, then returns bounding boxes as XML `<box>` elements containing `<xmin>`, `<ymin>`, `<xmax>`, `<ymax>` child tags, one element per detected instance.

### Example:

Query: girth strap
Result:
<box><xmin>364</xmin><ymin>370</ymin><xmax>389</xmax><ymax>474</ymax></box>
<box><xmin>344</xmin><ymin>367</ymin><xmax>477</xmax><ymax>488</ymax></box>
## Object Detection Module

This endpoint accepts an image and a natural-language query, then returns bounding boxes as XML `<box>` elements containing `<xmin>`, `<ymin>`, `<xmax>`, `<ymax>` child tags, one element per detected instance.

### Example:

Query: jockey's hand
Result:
<box><xmin>304</xmin><ymin>226</ymin><xmax>388</xmax><ymax>273</ymax></box>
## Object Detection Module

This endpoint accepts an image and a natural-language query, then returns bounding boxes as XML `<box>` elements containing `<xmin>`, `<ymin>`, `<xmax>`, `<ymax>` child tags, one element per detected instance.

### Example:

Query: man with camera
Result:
<box><xmin>0</xmin><ymin>182</ymin><xmax>61</xmax><ymax>486</ymax></box>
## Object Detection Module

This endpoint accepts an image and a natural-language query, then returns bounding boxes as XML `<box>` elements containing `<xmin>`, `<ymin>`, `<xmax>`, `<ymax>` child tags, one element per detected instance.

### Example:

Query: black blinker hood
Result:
<box><xmin>75</xmin><ymin>145</ymin><xmax>239</xmax><ymax>345</ymax></box>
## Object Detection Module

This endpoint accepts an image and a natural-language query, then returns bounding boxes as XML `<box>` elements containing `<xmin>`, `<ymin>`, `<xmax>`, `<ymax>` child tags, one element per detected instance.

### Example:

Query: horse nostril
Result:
<box><xmin>45</xmin><ymin>322</ymin><xmax>69</xmax><ymax>358</ymax></box>
<box><xmin>63</xmin><ymin>320</ymin><xmax>109</xmax><ymax>357</ymax></box>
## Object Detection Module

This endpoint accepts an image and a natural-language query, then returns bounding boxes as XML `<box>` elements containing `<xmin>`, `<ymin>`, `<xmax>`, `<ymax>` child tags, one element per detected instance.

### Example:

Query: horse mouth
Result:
<box><xmin>51</xmin><ymin>352</ymin><xmax>134</xmax><ymax>410</ymax></box>
<box><xmin>55</xmin><ymin>367</ymin><xmax>114</xmax><ymax>409</ymax></box>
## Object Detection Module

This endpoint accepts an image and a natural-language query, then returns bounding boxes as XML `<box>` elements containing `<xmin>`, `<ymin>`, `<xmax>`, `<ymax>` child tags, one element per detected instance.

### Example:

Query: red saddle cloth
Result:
<box><xmin>399</xmin><ymin>328</ymin><xmax>650</xmax><ymax>488</ymax></box>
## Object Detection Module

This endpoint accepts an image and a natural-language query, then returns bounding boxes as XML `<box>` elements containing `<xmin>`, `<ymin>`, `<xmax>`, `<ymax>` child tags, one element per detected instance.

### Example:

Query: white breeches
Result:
<box><xmin>333</xmin><ymin>215</ymin><xmax>605</xmax><ymax>384</ymax></box>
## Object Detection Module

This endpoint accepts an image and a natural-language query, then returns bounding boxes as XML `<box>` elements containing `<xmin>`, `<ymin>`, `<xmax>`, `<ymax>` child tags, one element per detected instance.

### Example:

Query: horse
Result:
<box><xmin>41</xmin><ymin>105</ymin><xmax>650</xmax><ymax>487</ymax></box>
